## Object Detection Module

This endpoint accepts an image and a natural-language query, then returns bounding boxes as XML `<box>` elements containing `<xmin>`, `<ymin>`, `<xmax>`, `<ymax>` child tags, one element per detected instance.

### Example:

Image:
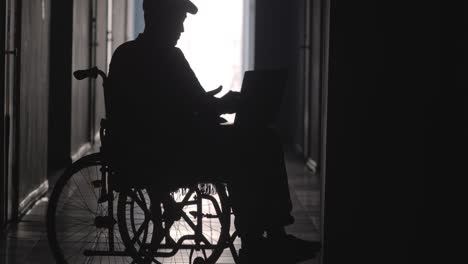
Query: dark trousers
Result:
<box><xmin>187</xmin><ymin>125</ymin><xmax>295</xmax><ymax>236</ymax></box>
<box><xmin>131</xmin><ymin>124</ymin><xmax>294</xmax><ymax>237</ymax></box>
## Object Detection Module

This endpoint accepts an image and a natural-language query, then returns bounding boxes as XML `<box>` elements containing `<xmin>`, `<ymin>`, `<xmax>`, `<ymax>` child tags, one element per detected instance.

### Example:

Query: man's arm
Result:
<box><xmin>173</xmin><ymin>48</ymin><xmax>241</xmax><ymax>115</ymax></box>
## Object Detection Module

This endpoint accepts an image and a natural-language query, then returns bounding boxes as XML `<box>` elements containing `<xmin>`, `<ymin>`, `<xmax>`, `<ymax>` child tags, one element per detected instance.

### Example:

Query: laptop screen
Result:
<box><xmin>234</xmin><ymin>69</ymin><xmax>288</xmax><ymax>127</ymax></box>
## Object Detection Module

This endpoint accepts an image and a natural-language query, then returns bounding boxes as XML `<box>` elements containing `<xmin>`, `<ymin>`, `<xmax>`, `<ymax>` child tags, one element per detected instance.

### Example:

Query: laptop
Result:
<box><xmin>234</xmin><ymin>69</ymin><xmax>288</xmax><ymax>128</ymax></box>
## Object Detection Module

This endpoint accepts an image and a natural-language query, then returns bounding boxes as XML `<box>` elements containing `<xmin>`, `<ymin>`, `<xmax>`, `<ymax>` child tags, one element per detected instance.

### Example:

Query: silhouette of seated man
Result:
<box><xmin>107</xmin><ymin>0</ymin><xmax>319</xmax><ymax>262</ymax></box>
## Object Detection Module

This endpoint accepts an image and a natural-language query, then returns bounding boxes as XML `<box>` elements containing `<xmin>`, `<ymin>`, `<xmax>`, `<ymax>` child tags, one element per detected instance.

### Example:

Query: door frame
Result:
<box><xmin>10</xmin><ymin>0</ymin><xmax>22</xmax><ymax>223</ymax></box>
<box><xmin>48</xmin><ymin>0</ymin><xmax>73</xmax><ymax>175</ymax></box>
<box><xmin>319</xmin><ymin>0</ymin><xmax>331</xmax><ymax>263</ymax></box>
<box><xmin>1</xmin><ymin>0</ymin><xmax>7</xmax><ymax>233</ymax></box>
<box><xmin>1</xmin><ymin>0</ymin><xmax>21</xmax><ymax>226</ymax></box>
<box><xmin>304</xmin><ymin>0</ymin><xmax>329</xmax><ymax>175</ymax></box>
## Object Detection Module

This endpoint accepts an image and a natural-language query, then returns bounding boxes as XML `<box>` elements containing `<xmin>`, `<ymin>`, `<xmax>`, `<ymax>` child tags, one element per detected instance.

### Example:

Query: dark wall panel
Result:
<box><xmin>71</xmin><ymin>0</ymin><xmax>91</xmax><ymax>154</ymax></box>
<box><xmin>18</xmin><ymin>0</ymin><xmax>51</xmax><ymax>202</ymax></box>
<box><xmin>1</xmin><ymin>0</ymin><xmax>6</xmax><ymax>230</ymax></box>
<box><xmin>308</xmin><ymin>0</ymin><xmax>324</xmax><ymax>163</ymax></box>
<box><xmin>255</xmin><ymin>0</ymin><xmax>305</xmax><ymax>147</ymax></box>
<box><xmin>4</xmin><ymin>0</ymin><xmax>19</xmax><ymax>222</ymax></box>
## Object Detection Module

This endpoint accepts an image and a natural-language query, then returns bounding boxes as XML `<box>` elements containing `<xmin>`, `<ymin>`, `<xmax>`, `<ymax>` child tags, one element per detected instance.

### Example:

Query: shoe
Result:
<box><xmin>239</xmin><ymin>247</ymin><xmax>278</xmax><ymax>264</ymax></box>
<box><xmin>239</xmin><ymin>248</ymin><xmax>258</xmax><ymax>264</ymax></box>
<box><xmin>267</xmin><ymin>234</ymin><xmax>321</xmax><ymax>263</ymax></box>
<box><xmin>238</xmin><ymin>237</ymin><xmax>273</xmax><ymax>264</ymax></box>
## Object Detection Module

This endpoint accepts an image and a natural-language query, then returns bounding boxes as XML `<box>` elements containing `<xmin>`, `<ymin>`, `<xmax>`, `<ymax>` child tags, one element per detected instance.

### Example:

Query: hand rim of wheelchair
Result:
<box><xmin>48</xmin><ymin>67</ymin><xmax>240</xmax><ymax>264</ymax></box>
<box><xmin>47</xmin><ymin>152</ymin><xmax>236</xmax><ymax>264</ymax></box>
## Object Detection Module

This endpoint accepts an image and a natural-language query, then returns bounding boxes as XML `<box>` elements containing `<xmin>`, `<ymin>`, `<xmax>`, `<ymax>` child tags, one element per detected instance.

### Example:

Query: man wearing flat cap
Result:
<box><xmin>107</xmin><ymin>0</ymin><xmax>318</xmax><ymax>262</ymax></box>
<box><xmin>143</xmin><ymin>0</ymin><xmax>199</xmax><ymax>14</ymax></box>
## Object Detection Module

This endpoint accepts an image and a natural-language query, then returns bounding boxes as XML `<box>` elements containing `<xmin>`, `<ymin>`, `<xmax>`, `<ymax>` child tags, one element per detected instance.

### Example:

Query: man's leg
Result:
<box><xmin>229</xmin><ymin>130</ymin><xmax>294</xmax><ymax>236</ymax></box>
<box><xmin>229</xmin><ymin>128</ymin><xmax>320</xmax><ymax>262</ymax></box>
<box><xmin>201</xmin><ymin>126</ymin><xmax>319</xmax><ymax>262</ymax></box>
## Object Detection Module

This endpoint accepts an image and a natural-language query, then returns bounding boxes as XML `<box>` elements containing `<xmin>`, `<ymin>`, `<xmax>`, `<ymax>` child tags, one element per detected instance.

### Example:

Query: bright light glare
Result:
<box><xmin>177</xmin><ymin>0</ymin><xmax>244</xmax><ymax>96</ymax></box>
<box><xmin>177</xmin><ymin>0</ymin><xmax>245</xmax><ymax>123</ymax></box>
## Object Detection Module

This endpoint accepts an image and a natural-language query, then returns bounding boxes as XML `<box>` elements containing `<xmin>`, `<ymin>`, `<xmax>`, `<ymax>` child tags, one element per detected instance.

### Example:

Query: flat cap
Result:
<box><xmin>143</xmin><ymin>0</ymin><xmax>198</xmax><ymax>15</ymax></box>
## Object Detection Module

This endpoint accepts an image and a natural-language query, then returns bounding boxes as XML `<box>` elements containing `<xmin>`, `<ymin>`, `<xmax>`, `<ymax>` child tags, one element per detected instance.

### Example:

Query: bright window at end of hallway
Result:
<box><xmin>178</xmin><ymin>0</ymin><xmax>240</xmax><ymax>94</ymax></box>
<box><xmin>177</xmin><ymin>0</ymin><xmax>255</xmax><ymax>122</ymax></box>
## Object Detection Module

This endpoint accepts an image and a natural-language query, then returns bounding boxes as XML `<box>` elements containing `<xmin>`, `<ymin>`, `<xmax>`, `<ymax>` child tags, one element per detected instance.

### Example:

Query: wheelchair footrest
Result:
<box><xmin>189</xmin><ymin>211</ymin><xmax>218</xmax><ymax>219</ymax></box>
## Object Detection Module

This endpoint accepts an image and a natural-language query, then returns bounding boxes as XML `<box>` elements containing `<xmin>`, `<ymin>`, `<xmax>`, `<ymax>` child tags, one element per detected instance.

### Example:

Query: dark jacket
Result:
<box><xmin>106</xmin><ymin>34</ymin><xmax>220</xmax><ymax>187</ymax></box>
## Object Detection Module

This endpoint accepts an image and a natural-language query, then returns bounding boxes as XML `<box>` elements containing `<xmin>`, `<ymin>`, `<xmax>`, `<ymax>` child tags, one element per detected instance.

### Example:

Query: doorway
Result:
<box><xmin>303</xmin><ymin>0</ymin><xmax>328</xmax><ymax>175</ymax></box>
<box><xmin>48</xmin><ymin>0</ymin><xmax>73</xmax><ymax>175</ymax></box>
<box><xmin>1</xmin><ymin>0</ymin><xmax>20</xmax><ymax>227</ymax></box>
<box><xmin>304</xmin><ymin>0</ymin><xmax>330</xmax><ymax>256</ymax></box>
<box><xmin>1</xmin><ymin>0</ymin><xmax>7</xmax><ymax>231</ymax></box>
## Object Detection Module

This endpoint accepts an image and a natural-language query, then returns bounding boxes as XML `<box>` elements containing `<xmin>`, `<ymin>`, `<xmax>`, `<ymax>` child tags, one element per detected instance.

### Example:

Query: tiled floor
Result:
<box><xmin>1</xmin><ymin>151</ymin><xmax>321</xmax><ymax>264</ymax></box>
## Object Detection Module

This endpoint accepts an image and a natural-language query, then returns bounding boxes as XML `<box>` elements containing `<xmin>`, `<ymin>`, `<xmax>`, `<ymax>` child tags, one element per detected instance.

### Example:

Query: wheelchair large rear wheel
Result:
<box><xmin>118</xmin><ymin>184</ymin><xmax>231</xmax><ymax>264</ymax></box>
<box><xmin>47</xmin><ymin>153</ymin><xmax>132</xmax><ymax>264</ymax></box>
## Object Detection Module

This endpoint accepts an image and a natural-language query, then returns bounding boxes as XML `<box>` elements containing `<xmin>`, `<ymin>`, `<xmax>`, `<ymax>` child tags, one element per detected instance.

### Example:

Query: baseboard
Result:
<box><xmin>306</xmin><ymin>158</ymin><xmax>318</xmax><ymax>174</ymax></box>
<box><xmin>18</xmin><ymin>180</ymin><xmax>49</xmax><ymax>217</ymax></box>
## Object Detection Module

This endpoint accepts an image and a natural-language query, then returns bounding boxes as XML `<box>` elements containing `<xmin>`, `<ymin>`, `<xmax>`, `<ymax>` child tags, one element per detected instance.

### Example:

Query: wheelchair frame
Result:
<box><xmin>46</xmin><ymin>67</ymin><xmax>240</xmax><ymax>264</ymax></box>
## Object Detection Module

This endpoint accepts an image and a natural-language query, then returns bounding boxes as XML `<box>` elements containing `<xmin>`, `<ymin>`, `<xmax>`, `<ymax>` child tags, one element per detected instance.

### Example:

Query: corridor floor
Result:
<box><xmin>0</xmin><ymin>151</ymin><xmax>321</xmax><ymax>264</ymax></box>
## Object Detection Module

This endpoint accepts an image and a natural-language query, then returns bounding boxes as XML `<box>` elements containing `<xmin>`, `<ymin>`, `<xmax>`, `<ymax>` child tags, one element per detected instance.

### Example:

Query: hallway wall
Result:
<box><xmin>16</xmin><ymin>0</ymin><xmax>116</xmax><ymax>220</ymax></box>
<box><xmin>0</xmin><ymin>0</ymin><xmax>144</xmax><ymax>227</ymax></box>
<box><xmin>254</xmin><ymin>0</ymin><xmax>305</xmax><ymax>148</ymax></box>
<box><xmin>50</xmin><ymin>0</ymin><xmax>111</xmax><ymax>166</ymax></box>
<box><xmin>307</xmin><ymin>0</ymin><xmax>326</xmax><ymax>168</ymax></box>
<box><xmin>322</xmin><ymin>1</ymin><xmax>432</xmax><ymax>263</ymax></box>
<box><xmin>0</xmin><ymin>0</ymin><xmax>7</xmax><ymax>230</ymax></box>
<box><xmin>48</xmin><ymin>0</ymin><xmax>73</xmax><ymax>171</ymax></box>
<box><xmin>254</xmin><ymin>0</ymin><xmax>326</xmax><ymax>173</ymax></box>
<box><xmin>17</xmin><ymin>0</ymin><xmax>51</xmax><ymax>212</ymax></box>
<box><xmin>71</xmin><ymin>0</ymin><xmax>92</xmax><ymax>156</ymax></box>
<box><xmin>92</xmin><ymin>0</ymin><xmax>130</xmax><ymax>137</ymax></box>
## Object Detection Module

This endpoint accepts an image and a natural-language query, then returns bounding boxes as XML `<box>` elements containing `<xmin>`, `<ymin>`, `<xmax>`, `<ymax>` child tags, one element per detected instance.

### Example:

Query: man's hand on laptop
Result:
<box><xmin>220</xmin><ymin>90</ymin><xmax>241</xmax><ymax>114</ymax></box>
<box><xmin>206</xmin><ymin>85</ymin><xmax>223</xmax><ymax>97</ymax></box>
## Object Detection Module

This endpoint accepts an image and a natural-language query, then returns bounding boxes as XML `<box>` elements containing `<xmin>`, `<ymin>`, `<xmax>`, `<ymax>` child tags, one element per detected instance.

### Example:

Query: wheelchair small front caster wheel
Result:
<box><xmin>193</xmin><ymin>257</ymin><xmax>205</xmax><ymax>264</ymax></box>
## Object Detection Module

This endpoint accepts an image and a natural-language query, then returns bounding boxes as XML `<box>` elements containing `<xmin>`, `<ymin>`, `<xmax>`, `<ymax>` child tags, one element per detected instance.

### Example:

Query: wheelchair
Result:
<box><xmin>46</xmin><ymin>67</ymin><xmax>240</xmax><ymax>264</ymax></box>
